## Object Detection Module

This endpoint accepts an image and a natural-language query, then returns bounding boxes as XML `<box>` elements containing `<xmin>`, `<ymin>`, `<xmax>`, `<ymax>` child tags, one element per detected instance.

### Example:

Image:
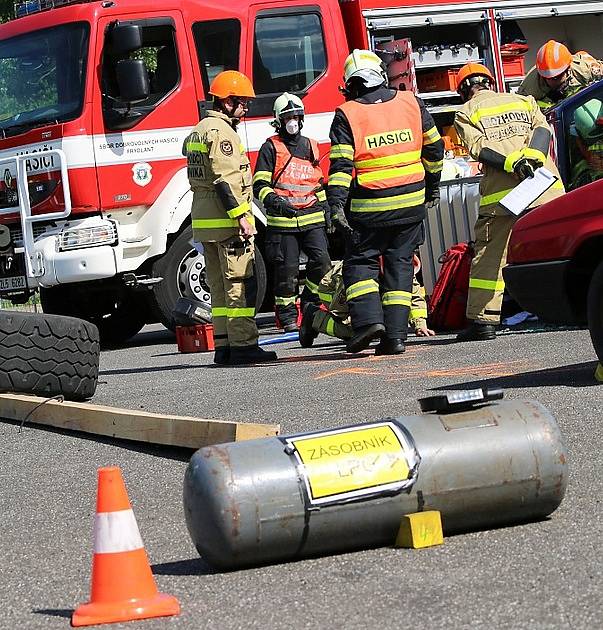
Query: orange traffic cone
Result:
<box><xmin>72</xmin><ymin>467</ymin><xmax>180</xmax><ymax>627</ymax></box>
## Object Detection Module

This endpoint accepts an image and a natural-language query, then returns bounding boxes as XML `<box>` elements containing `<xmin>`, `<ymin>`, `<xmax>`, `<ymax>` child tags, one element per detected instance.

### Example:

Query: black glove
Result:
<box><xmin>324</xmin><ymin>207</ymin><xmax>333</xmax><ymax>233</ymax></box>
<box><xmin>513</xmin><ymin>157</ymin><xmax>536</xmax><ymax>181</ymax></box>
<box><xmin>425</xmin><ymin>187</ymin><xmax>440</xmax><ymax>211</ymax></box>
<box><xmin>330</xmin><ymin>204</ymin><xmax>353</xmax><ymax>236</ymax></box>
<box><xmin>269</xmin><ymin>194</ymin><xmax>296</xmax><ymax>218</ymax></box>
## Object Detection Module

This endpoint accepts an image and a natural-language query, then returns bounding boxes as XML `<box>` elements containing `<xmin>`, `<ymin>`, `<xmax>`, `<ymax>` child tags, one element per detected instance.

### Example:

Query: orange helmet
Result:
<box><xmin>536</xmin><ymin>41</ymin><xmax>572</xmax><ymax>79</ymax></box>
<box><xmin>455</xmin><ymin>63</ymin><xmax>494</xmax><ymax>93</ymax></box>
<box><xmin>209</xmin><ymin>71</ymin><xmax>256</xmax><ymax>99</ymax></box>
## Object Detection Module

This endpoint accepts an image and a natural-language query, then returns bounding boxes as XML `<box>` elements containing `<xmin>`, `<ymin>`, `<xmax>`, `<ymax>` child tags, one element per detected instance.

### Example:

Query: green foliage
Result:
<box><xmin>0</xmin><ymin>0</ymin><xmax>14</xmax><ymax>23</ymax></box>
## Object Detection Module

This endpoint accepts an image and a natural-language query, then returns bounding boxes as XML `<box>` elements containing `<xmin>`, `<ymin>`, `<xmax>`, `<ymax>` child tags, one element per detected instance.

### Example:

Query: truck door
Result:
<box><xmin>244</xmin><ymin>2</ymin><xmax>346</xmax><ymax>165</ymax></box>
<box><xmin>92</xmin><ymin>12</ymin><xmax>198</xmax><ymax>212</ymax></box>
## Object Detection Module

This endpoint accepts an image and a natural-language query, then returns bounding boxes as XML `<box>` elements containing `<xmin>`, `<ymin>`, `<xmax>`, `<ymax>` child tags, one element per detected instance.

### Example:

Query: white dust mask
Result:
<box><xmin>285</xmin><ymin>119</ymin><xmax>300</xmax><ymax>135</ymax></box>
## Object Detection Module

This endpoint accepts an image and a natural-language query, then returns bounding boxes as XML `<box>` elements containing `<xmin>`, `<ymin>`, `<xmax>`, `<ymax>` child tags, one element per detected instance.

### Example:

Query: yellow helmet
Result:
<box><xmin>343</xmin><ymin>49</ymin><xmax>386</xmax><ymax>88</ymax></box>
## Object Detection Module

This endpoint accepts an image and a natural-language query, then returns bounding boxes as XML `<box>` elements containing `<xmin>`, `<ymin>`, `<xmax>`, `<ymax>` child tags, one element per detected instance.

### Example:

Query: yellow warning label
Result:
<box><xmin>290</xmin><ymin>423</ymin><xmax>411</xmax><ymax>502</ymax></box>
<box><xmin>365</xmin><ymin>128</ymin><xmax>413</xmax><ymax>150</ymax></box>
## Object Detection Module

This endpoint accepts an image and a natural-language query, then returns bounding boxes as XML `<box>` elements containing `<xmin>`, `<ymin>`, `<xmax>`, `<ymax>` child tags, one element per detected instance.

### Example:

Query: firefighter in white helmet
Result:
<box><xmin>453</xmin><ymin>63</ymin><xmax>565</xmax><ymax>341</ymax></box>
<box><xmin>253</xmin><ymin>92</ymin><xmax>330</xmax><ymax>331</ymax></box>
<box><xmin>327</xmin><ymin>49</ymin><xmax>443</xmax><ymax>355</ymax></box>
<box><xmin>518</xmin><ymin>40</ymin><xmax>603</xmax><ymax>110</ymax></box>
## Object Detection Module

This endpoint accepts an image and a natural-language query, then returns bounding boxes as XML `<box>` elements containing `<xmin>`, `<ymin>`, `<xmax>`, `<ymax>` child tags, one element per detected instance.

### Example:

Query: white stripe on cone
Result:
<box><xmin>93</xmin><ymin>509</ymin><xmax>144</xmax><ymax>554</ymax></box>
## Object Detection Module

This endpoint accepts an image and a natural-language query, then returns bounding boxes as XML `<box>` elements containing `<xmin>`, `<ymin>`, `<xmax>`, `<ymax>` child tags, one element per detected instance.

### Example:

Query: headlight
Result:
<box><xmin>56</xmin><ymin>222</ymin><xmax>118</xmax><ymax>252</ymax></box>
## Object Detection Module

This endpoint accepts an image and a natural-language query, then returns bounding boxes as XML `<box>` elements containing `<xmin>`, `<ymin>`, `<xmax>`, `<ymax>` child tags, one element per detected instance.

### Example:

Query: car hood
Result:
<box><xmin>508</xmin><ymin>178</ymin><xmax>603</xmax><ymax>264</ymax></box>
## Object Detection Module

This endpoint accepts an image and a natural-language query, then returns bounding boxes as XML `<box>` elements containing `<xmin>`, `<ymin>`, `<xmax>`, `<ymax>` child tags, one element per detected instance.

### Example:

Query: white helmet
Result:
<box><xmin>343</xmin><ymin>49</ymin><xmax>387</xmax><ymax>89</ymax></box>
<box><xmin>272</xmin><ymin>92</ymin><xmax>304</xmax><ymax>130</ymax></box>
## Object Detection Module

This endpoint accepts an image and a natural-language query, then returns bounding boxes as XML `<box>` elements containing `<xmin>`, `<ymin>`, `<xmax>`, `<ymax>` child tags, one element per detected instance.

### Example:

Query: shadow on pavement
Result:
<box><xmin>152</xmin><ymin>557</ymin><xmax>215</xmax><ymax>576</ymax></box>
<box><xmin>7</xmin><ymin>418</ymin><xmax>193</xmax><ymax>461</ymax></box>
<box><xmin>32</xmin><ymin>609</ymin><xmax>73</xmax><ymax>619</ymax></box>
<box><xmin>433</xmin><ymin>361</ymin><xmax>600</xmax><ymax>390</ymax></box>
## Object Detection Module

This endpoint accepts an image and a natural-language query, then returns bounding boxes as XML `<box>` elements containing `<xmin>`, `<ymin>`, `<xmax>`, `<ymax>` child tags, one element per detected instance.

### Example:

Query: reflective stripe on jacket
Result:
<box><xmin>454</xmin><ymin>90</ymin><xmax>564</xmax><ymax>214</ymax></box>
<box><xmin>186</xmin><ymin>110</ymin><xmax>254</xmax><ymax>242</ymax></box>
<box><xmin>338</xmin><ymin>91</ymin><xmax>424</xmax><ymax>191</ymax></box>
<box><xmin>271</xmin><ymin>135</ymin><xmax>323</xmax><ymax>209</ymax></box>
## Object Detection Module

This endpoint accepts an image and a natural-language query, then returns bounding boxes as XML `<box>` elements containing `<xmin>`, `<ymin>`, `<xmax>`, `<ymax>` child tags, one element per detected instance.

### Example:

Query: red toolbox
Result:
<box><xmin>176</xmin><ymin>324</ymin><xmax>215</xmax><ymax>353</ymax></box>
<box><xmin>502</xmin><ymin>55</ymin><xmax>525</xmax><ymax>77</ymax></box>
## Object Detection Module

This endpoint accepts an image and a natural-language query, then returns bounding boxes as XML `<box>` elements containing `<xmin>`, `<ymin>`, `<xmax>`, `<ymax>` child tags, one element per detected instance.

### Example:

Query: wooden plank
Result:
<box><xmin>0</xmin><ymin>393</ymin><xmax>279</xmax><ymax>448</ymax></box>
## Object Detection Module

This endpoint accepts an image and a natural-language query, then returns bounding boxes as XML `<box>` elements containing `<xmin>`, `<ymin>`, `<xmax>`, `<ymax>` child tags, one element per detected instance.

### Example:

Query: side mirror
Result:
<box><xmin>116</xmin><ymin>59</ymin><xmax>150</xmax><ymax>104</ymax></box>
<box><xmin>109</xmin><ymin>24</ymin><xmax>143</xmax><ymax>57</ymax></box>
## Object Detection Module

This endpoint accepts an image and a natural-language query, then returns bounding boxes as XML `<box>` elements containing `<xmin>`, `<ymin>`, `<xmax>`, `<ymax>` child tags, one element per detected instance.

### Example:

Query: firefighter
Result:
<box><xmin>453</xmin><ymin>63</ymin><xmax>565</xmax><ymax>341</ymax></box>
<box><xmin>327</xmin><ymin>49</ymin><xmax>443</xmax><ymax>355</ymax></box>
<box><xmin>517</xmin><ymin>40</ymin><xmax>603</xmax><ymax>110</ymax></box>
<box><xmin>253</xmin><ymin>93</ymin><xmax>330</xmax><ymax>332</ymax></box>
<box><xmin>185</xmin><ymin>70</ymin><xmax>276</xmax><ymax>365</ymax></box>
<box><xmin>568</xmin><ymin>98</ymin><xmax>603</xmax><ymax>190</ymax></box>
<box><xmin>299</xmin><ymin>258</ymin><xmax>433</xmax><ymax>348</ymax></box>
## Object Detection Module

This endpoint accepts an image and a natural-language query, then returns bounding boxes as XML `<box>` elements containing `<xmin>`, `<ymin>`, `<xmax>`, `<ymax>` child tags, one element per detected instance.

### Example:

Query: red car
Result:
<box><xmin>503</xmin><ymin>180</ymin><xmax>603</xmax><ymax>363</ymax></box>
<box><xmin>504</xmin><ymin>80</ymin><xmax>603</xmax><ymax>364</ymax></box>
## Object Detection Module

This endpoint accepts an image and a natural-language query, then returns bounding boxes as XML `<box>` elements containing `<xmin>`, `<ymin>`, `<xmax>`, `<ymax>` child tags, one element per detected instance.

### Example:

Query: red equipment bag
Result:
<box><xmin>428</xmin><ymin>242</ymin><xmax>474</xmax><ymax>331</ymax></box>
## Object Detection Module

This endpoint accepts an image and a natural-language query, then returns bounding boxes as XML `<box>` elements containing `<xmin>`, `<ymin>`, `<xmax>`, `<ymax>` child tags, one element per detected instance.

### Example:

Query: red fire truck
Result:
<box><xmin>1</xmin><ymin>0</ymin><xmax>602</xmax><ymax>343</ymax></box>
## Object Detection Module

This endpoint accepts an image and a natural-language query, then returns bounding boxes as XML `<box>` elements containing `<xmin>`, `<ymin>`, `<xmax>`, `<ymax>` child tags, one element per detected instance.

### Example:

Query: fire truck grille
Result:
<box><xmin>9</xmin><ymin>224</ymin><xmax>53</xmax><ymax>248</ymax></box>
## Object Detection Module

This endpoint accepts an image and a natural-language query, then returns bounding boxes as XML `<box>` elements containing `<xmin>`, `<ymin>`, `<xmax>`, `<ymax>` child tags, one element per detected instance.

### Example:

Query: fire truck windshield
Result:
<box><xmin>0</xmin><ymin>22</ymin><xmax>89</xmax><ymax>137</ymax></box>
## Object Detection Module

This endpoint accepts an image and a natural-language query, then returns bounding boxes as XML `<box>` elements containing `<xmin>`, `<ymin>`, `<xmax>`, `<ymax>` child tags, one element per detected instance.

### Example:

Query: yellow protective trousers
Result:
<box><xmin>203</xmin><ymin>236</ymin><xmax>258</xmax><ymax>348</ymax></box>
<box><xmin>466</xmin><ymin>213</ymin><xmax>517</xmax><ymax>324</ymax></box>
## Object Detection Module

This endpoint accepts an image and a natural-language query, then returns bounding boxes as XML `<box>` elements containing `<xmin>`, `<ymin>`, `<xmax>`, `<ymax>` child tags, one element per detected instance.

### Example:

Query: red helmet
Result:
<box><xmin>536</xmin><ymin>41</ymin><xmax>572</xmax><ymax>79</ymax></box>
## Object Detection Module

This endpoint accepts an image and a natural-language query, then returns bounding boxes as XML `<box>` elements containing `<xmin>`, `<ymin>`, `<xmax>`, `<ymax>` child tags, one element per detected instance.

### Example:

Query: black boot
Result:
<box><xmin>299</xmin><ymin>303</ymin><xmax>319</xmax><ymax>348</ymax></box>
<box><xmin>229</xmin><ymin>345</ymin><xmax>277</xmax><ymax>365</ymax></box>
<box><xmin>374</xmin><ymin>337</ymin><xmax>406</xmax><ymax>356</ymax></box>
<box><xmin>213</xmin><ymin>346</ymin><xmax>230</xmax><ymax>365</ymax></box>
<box><xmin>283</xmin><ymin>322</ymin><xmax>298</xmax><ymax>333</ymax></box>
<box><xmin>456</xmin><ymin>321</ymin><xmax>497</xmax><ymax>342</ymax></box>
<box><xmin>346</xmin><ymin>323</ymin><xmax>386</xmax><ymax>353</ymax></box>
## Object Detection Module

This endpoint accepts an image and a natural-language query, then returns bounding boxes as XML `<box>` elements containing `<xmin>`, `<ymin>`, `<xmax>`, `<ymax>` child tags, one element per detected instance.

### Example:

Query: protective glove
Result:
<box><xmin>324</xmin><ymin>207</ymin><xmax>333</xmax><ymax>233</ymax></box>
<box><xmin>330</xmin><ymin>204</ymin><xmax>354</xmax><ymax>237</ymax></box>
<box><xmin>424</xmin><ymin>188</ymin><xmax>440</xmax><ymax>211</ymax></box>
<box><xmin>513</xmin><ymin>157</ymin><xmax>536</xmax><ymax>181</ymax></box>
<box><xmin>268</xmin><ymin>194</ymin><xmax>296</xmax><ymax>218</ymax></box>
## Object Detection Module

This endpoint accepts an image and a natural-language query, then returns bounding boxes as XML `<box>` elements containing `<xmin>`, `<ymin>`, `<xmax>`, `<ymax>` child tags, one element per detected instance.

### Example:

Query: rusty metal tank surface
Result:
<box><xmin>183</xmin><ymin>400</ymin><xmax>567</xmax><ymax>569</ymax></box>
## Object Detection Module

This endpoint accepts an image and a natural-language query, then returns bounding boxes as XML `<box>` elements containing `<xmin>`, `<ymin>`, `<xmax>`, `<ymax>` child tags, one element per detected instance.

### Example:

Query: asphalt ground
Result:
<box><xmin>1</xmin><ymin>318</ymin><xmax>602</xmax><ymax>629</ymax></box>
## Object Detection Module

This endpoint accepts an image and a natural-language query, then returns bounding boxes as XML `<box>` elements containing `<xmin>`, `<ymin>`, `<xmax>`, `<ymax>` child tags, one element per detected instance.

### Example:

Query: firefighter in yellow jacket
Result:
<box><xmin>453</xmin><ymin>63</ymin><xmax>565</xmax><ymax>341</ymax></box>
<box><xmin>253</xmin><ymin>93</ymin><xmax>330</xmax><ymax>332</ymax></box>
<box><xmin>517</xmin><ymin>40</ymin><xmax>603</xmax><ymax>110</ymax></box>
<box><xmin>299</xmin><ymin>258</ymin><xmax>434</xmax><ymax>347</ymax></box>
<box><xmin>327</xmin><ymin>49</ymin><xmax>444</xmax><ymax>355</ymax></box>
<box><xmin>185</xmin><ymin>71</ymin><xmax>276</xmax><ymax>365</ymax></box>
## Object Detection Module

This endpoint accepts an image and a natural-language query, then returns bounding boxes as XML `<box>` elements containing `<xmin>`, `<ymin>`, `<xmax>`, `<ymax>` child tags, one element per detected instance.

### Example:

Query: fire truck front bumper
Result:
<box><xmin>20</xmin><ymin>217</ymin><xmax>119</xmax><ymax>288</ymax></box>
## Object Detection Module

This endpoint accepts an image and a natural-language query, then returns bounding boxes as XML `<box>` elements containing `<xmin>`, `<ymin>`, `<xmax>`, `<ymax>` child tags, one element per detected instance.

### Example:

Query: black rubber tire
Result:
<box><xmin>587</xmin><ymin>260</ymin><xmax>603</xmax><ymax>363</ymax></box>
<box><xmin>40</xmin><ymin>286</ymin><xmax>147</xmax><ymax>347</ymax></box>
<box><xmin>0</xmin><ymin>310</ymin><xmax>100</xmax><ymax>401</ymax></box>
<box><xmin>150</xmin><ymin>224</ymin><xmax>267</xmax><ymax>331</ymax></box>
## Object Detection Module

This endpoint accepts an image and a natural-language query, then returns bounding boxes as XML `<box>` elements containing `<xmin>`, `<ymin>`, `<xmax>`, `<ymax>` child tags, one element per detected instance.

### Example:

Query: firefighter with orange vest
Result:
<box><xmin>327</xmin><ymin>49</ymin><xmax>443</xmax><ymax>355</ymax></box>
<box><xmin>185</xmin><ymin>71</ymin><xmax>276</xmax><ymax>365</ymax></box>
<box><xmin>518</xmin><ymin>40</ymin><xmax>603</xmax><ymax>110</ymax></box>
<box><xmin>453</xmin><ymin>63</ymin><xmax>565</xmax><ymax>341</ymax></box>
<box><xmin>253</xmin><ymin>93</ymin><xmax>331</xmax><ymax>332</ymax></box>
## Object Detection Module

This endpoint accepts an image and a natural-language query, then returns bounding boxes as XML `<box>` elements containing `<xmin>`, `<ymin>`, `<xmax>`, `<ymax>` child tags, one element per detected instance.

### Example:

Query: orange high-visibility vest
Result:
<box><xmin>339</xmin><ymin>91</ymin><xmax>424</xmax><ymax>190</ymax></box>
<box><xmin>270</xmin><ymin>135</ymin><xmax>324</xmax><ymax>209</ymax></box>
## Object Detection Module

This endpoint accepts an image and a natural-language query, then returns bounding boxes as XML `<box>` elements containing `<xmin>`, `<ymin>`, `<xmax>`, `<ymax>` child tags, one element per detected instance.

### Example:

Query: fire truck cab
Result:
<box><xmin>1</xmin><ymin>0</ymin><xmax>603</xmax><ymax>342</ymax></box>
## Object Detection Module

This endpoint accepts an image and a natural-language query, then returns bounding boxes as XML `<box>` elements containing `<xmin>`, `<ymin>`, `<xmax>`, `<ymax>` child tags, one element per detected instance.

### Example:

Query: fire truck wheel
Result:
<box><xmin>587</xmin><ymin>260</ymin><xmax>603</xmax><ymax>363</ymax></box>
<box><xmin>150</xmin><ymin>225</ymin><xmax>267</xmax><ymax>330</ymax></box>
<box><xmin>0</xmin><ymin>310</ymin><xmax>99</xmax><ymax>401</ymax></box>
<box><xmin>39</xmin><ymin>287</ymin><xmax>147</xmax><ymax>347</ymax></box>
